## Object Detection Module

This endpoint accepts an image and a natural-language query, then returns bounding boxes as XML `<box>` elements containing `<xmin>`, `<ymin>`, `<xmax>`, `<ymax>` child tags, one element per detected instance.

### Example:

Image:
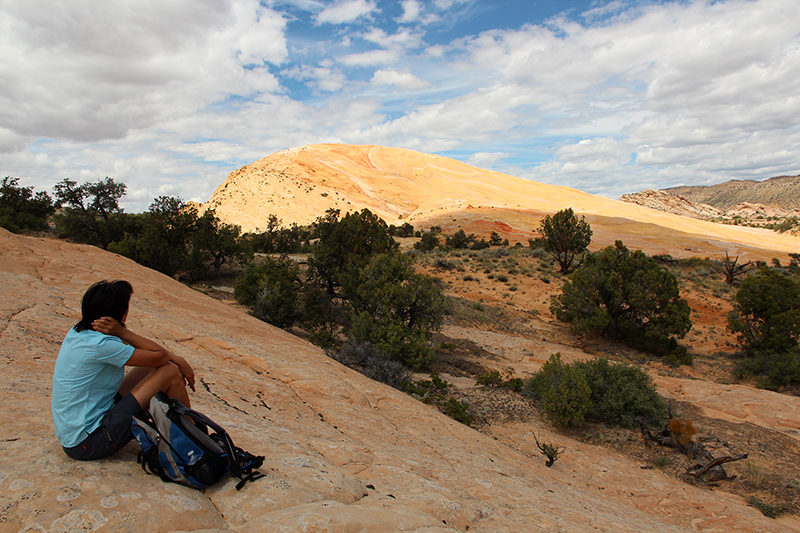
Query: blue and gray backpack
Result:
<box><xmin>131</xmin><ymin>391</ymin><xmax>264</xmax><ymax>490</ymax></box>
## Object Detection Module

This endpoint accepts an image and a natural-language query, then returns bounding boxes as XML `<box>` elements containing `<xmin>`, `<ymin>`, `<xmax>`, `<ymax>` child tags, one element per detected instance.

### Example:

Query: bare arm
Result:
<box><xmin>92</xmin><ymin>316</ymin><xmax>196</xmax><ymax>392</ymax></box>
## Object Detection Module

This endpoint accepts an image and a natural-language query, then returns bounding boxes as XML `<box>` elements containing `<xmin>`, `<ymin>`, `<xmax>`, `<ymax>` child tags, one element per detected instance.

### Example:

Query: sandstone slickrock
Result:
<box><xmin>1</xmin><ymin>228</ymin><xmax>797</xmax><ymax>532</ymax></box>
<box><xmin>203</xmin><ymin>144</ymin><xmax>800</xmax><ymax>261</ymax></box>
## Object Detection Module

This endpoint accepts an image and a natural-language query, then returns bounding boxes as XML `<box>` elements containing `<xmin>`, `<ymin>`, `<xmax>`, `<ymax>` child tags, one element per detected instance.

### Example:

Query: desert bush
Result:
<box><xmin>443</xmin><ymin>398</ymin><xmax>473</xmax><ymax>426</ymax></box>
<box><xmin>234</xmin><ymin>256</ymin><xmax>301</xmax><ymax>328</ymax></box>
<box><xmin>747</xmin><ymin>497</ymin><xmax>786</xmax><ymax>519</ymax></box>
<box><xmin>0</xmin><ymin>177</ymin><xmax>55</xmax><ymax>233</ymax></box>
<box><xmin>524</xmin><ymin>353</ymin><xmax>592</xmax><ymax>427</ymax></box>
<box><xmin>328</xmin><ymin>340</ymin><xmax>411</xmax><ymax>389</ymax></box>
<box><xmin>668</xmin><ymin>418</ymin><xmax>697</xmax><ymax>449</ymax></box>
<box><xmin>414</xmin><ymin>231</ymin><xmax>440</xmax><ymax>251</ymax></box>
<box><xmin>728</xmin><ymin>267</ymin><xmax>800</xmax><ymax>388</ymax></box>
<box><xmin>344</xmin><ymin>251</ymin><xmax>447</xmax><ymax>371</ymax></box>
<box><xmin>525</xmin><ymin>355</ymin><xmax>667</xmax><ymax>429</ymax></box>
<box><xmin>445</xmin><ymin>229</ymin><xmax>477</xmax><ymax>249</ymax></box>
<box><xmin>551</xmin><ymin>241</ymin><xmax>692</xmax><ymax>363</ymax></box>
<box><xmin>475</xmin><ymin>370</ymin><xmax>503</xmax><ymax>387</ymax></box>
<box><xmin>573</xmin><ymin>357</ymin><xmax>667</xmax><ymax>428</ymax></box>
<box><xmin>651</xmin><ymin>455</ymin><xmax>672</xmax><ymax>468</ymax></box>
<box><xmin>744</xmin><ymin>459</ymin><xmax>767</xmax><ymax>490</ymax></box>
<box><xmin>402</xmin><ymin>372</ymin><xmax>449</xmax><ymax>399</ymax></box>
<box><xmin>433</xmin><ymin>258</ymin><xmax>458</xmax><ymax>270</ymax></box>
<box><xmin>532</xmin><ymin>208</ymin><xmax>592</xmax><ymax>274</ymax></box>
<box><xmin>533</xmin><ymin>433</ymin><xmax>565</xmax><ymax>467</ymax></box>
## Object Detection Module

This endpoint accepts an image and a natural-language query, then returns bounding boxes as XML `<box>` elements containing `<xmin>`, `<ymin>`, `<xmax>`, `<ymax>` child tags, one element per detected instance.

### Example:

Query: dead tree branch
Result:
<box><xmin>533</xmin><ymin>432</ymin><xmax>565</xmax><ymax>468</ymax></box>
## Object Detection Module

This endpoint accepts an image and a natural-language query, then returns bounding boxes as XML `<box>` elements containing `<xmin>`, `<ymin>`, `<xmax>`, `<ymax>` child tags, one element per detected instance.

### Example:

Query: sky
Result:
<box><xmin>1</xmin><ymin>0</ymin><xmax>799</xmax><ymax>212</ymax></box>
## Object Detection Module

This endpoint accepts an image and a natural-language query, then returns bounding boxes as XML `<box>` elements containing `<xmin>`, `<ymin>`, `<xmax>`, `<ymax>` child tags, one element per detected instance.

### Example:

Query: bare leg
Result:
<box><xmin>119</xmin><ymin>366</ymin><xmax>154</xmax><ymax>397</ymax></box>
<box><xmin>130</xmin><ymin>363</ymin><xmax>191</xmax><ymax>410</ymax></box>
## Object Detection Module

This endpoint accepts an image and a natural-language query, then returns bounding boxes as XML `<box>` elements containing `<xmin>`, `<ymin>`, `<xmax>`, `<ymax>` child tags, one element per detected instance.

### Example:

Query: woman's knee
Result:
<box><xmin>158</xmin><ymin>362</ymin><xmax>183</xmax><ymax>384</ymax></box>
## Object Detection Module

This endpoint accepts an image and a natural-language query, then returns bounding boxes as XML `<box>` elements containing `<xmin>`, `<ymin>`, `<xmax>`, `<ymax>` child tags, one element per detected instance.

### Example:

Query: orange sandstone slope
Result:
<box><xmin>2</xmin><ymin>227</ymin><xmax>796</xmax><ymax>533</ymax></box>
<box><xmin>205</xmin><ymin>144</ymin><xmax>800</xmax><ymax>261</ymax></box>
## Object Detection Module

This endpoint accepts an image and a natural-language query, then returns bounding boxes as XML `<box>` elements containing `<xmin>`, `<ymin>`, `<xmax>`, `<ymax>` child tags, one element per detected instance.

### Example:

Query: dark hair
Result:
<box><xmin>74</xmin><ymin>280</ymin><xmax>134</xmax><ymax>332</ymax></box>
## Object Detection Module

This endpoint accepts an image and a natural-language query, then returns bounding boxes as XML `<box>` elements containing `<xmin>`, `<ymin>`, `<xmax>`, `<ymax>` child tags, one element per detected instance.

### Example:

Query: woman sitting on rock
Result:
<box><xmin>52</xmin><ymin>280</ymin><xmax>195</xmax><ymax>460</ymax></box>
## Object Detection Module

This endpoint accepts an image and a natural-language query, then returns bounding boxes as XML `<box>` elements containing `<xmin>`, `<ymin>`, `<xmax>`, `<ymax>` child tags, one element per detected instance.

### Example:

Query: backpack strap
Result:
<box><xmin>158</xmin><ymin>393</ymin><xmax>265</xmax><ymax>490</ymax></box>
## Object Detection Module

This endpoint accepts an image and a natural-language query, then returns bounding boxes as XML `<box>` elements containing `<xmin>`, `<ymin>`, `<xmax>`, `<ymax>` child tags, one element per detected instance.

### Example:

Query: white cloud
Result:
<box><xmin>314</xmin><ymin>0</ymin><xmax>377</xmax><ymax>25</ymax></box>
<box><xmin>466</xmin><ymin>151</ymin><xmax>509</xmax><ymax>168</ymax></box>
<box><xmin>3</xmin><ymin>0</ymin><xmax>800</xmax><ymax>213</ymax></box>
<box><xmin>371</xmin><ymin>69</ymin><xmax>430</xmax><ymax>90</ymax></box>
<box><xmin>282</xmin><ymin>64</ymin><xmax>348</xmax><ymax>92</ymax></box>
<box><xmin>0</xmin><ymin>0</ymin><xmax>287</xmax><ymax>145</ymax></box>
<box><xmin>362</xmin><ymin>27</ymin><xmax>422</xmax><ymax>48</ymax></box>
<box><xmin>447</xmin><ymin>0</ymin><xmax>800</xmax><ymax>193</ymax></box>
<box><xmin>339</xmin><ymin>48</ymin><xmax>399</xmax><ymax>66</ymax></box>
<box><xmin>398</xmin><ymin>0</ymin><xmax>422</xmax><ymax>23</ymax></box>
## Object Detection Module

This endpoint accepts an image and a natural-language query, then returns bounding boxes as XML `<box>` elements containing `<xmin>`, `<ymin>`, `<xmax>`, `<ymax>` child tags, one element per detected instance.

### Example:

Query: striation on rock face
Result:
<box><xmin>203</xmin><ymin>144</ymin><xmax>800</xmax><ymax>261</ymax></box>
<box><xmin>0</xmin><ymin>228</ymin><xmax>797</xmax><ymax>532</ymax></box>
<box><xmin>620</xmin><ymin>189</ymin><xmax>724</xmax><ymax>220</ymax></box>
<box><xmin>665</xmin><ymin>175</ymin><xmax>800</xmax><ymax>211</ymax></box>
<box><xmin>621</xmin><ymin>189</ymin><xmax>800</xmax><ymax>226</ymax></box>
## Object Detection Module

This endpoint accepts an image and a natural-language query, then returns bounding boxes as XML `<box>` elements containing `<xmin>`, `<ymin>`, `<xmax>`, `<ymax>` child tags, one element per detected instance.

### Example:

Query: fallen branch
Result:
<box><xmin>533</xmin><ymin>432</ymin><xmax>565</xmax><ymax>468</ymax></box>
<box><xmin>687</xmin><ymin>453</ymin><xmax>748</xmax><ymax>482</ymax></box>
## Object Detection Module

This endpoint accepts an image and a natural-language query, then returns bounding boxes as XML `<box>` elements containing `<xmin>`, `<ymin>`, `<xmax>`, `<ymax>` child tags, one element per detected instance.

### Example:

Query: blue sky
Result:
<box><xmin>2</xmin><ymin>0</ymin><xmax>799</xmax><ymax>212</ymax></box>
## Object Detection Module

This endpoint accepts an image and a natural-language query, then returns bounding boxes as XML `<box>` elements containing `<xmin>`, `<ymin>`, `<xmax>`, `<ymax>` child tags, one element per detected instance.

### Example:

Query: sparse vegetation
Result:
<box><xmin>531</xmin><ymin>208</ymin><xmax>592</xmax><ymax>274</ymax></box>
<box><xmin>0</xmin><ymin>177</ymin><xmax>55</xmax><ymax>233</ymax></box>
<box><xmin>523</xmin><ymin>353</ymin><xmax>592</xmax><ymax>427</ymax></box>
<box><xmin>744</xmin><ymin>459</ymin><xmax>768</xmax><ymax>490</ymax></box>
<box><xmin>747</xmin><ymin>497</ymin><xmax>786</xmax><ymax>519</ymax></box>
<box><xmin>728</xmin><ymin>267</ymin><xmax>800</xmax><ymax>388</ymax></box>
<box><xmin>533</xmin><ymin>432</ymin><xmax>565</xmax><ymax>467</ymax></box>
<box><xmin>524</xmin><ymin>354</ymin><xmax>667</xmax><ymax>430</ymax></box>
<box><xmin>551</xmin><ymin>241</ymin><xmax>692</xmax><ymax>364</ymax></box>
<box><xmin>328</xmin><ymin>340</ymin><xmax>411</xmax><ymax>389</ymax></box>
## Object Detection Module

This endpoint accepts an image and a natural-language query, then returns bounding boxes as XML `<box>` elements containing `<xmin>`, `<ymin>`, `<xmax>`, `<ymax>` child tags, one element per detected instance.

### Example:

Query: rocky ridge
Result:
<box><xmin>3</xmin><ymin>228</ymin><xmax>800</xmax><ymax>532</ymax></box>
<box><xmin>203</xmin><ymin>144</ymin><xmax>800</xmax><ymax>261</ymax></box>
<box><xmin>621</xmin><ymin>175</ymin><xmax>800</xmax><ymax>227</ymax></box>
<box><xmin>666</xmin><ymin>175</ymin><xmax>800</xmax><ymax>211</ymax></box>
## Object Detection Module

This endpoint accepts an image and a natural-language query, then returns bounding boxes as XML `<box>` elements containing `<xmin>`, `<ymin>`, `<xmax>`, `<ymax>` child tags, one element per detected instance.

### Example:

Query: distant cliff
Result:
<box><xmin>666</xmin><ymin>175</ymin><xmax>800</xmax><ymax>210</ymax></box>
<box><xmin>621</xmin><ymin>175</ymin><xmax>800</xmax><ymax>227</ymax></box>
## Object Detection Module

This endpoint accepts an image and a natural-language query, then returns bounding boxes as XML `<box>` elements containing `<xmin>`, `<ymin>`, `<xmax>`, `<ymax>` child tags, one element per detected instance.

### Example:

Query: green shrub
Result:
<box><xmin>443</xmin><ymin>398</ymin><xmax>473</xmax><ymax>426</ymax></box>
<box><xmin>551</xmin><ymin>241</ymin><xmax>692</xmax><ymax>362</ymax></box>
<box><xmin>414</xmin><ymin>231</ymin><xmax>440</xmax><ymax>251</ymax></box>
<box><xmin>524</xmin><ymin>353</ymin><xmax>592</xmax><ymax>427</ymax></box>
<box><xmin>328</xmin><ymin>341</ymin><xmax>411</xmax><ymax>389</ymax></box>
<box><xmin>573</xmin><ymin>357</ymin><xmax>667</xmax><ymax>428</ymax></box>
<box><xmin>234</xmin><ymin>256</ymin><xmax>302</xmax><ymax>328</ymax></box>
<box><xmin>747</xmin><ymin>497</ymin><xmax>786</xmax><ymax>519</ymax></box>
<box><xmin>475</xmin><ymin>370</ymin><xmax>503</xmax><ymax>387</ymax></box>
<box><xmin>433</xmin><ymin>258</ymin><xmax>458</xmax><ymax>270</ymax></box>
<box><xmin>0</xmin><ymin>177</ymin><xmax>55</xmax><ymax>233</ymax></box>
<box><xmin>728</xmin><ymin>267</ymin><xmax>800</xmax><ymax>387</ymax></box>
<box><xmin>525</xmin><ymin>355</ymin><xmax>667</xmax><ymax>429</ymax></box>
<box><xmin>402</xmin><ymin>372</ymin><xmax>450</xmax><ymax>401</ymax></box>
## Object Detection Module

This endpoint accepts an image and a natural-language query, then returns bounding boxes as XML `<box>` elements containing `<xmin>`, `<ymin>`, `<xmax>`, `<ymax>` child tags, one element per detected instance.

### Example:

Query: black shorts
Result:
<box><xmin>63</xmin><ymin>393</ymin><xmax>146</xmax><ymax>461</ymax></box>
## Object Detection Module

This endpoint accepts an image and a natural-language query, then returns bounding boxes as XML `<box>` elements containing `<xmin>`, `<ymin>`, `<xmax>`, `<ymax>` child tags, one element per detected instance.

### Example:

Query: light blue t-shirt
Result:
<box><xmin>51</xmin><ymin>328</ymin><xmax>135</xmax><ymax>447</ymax></box>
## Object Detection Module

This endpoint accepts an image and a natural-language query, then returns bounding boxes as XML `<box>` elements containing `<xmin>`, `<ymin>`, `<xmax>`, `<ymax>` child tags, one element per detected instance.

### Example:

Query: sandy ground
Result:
<box><xmin>413</xmin><ymin>249</ymin><xmax>800</xmax><ymax>521</ymax></box>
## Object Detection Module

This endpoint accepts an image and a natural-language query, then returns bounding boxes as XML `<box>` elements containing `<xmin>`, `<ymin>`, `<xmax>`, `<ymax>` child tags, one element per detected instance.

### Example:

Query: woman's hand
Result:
<box><xmin>172</xmin><ymin>355</ymin><xmax>196</xmax><ymax>392</ymax></box>
<box><xmin>92</xmin><ymin>316</ymin><xmax>126</xmax><ymax>338</ymax></box>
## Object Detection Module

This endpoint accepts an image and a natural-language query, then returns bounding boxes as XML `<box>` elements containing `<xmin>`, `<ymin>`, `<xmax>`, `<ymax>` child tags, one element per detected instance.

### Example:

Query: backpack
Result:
<box><xmin>131</xmin><ymin>391</ymin><xmax>264</xmax><ymax>490</ymax></box>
